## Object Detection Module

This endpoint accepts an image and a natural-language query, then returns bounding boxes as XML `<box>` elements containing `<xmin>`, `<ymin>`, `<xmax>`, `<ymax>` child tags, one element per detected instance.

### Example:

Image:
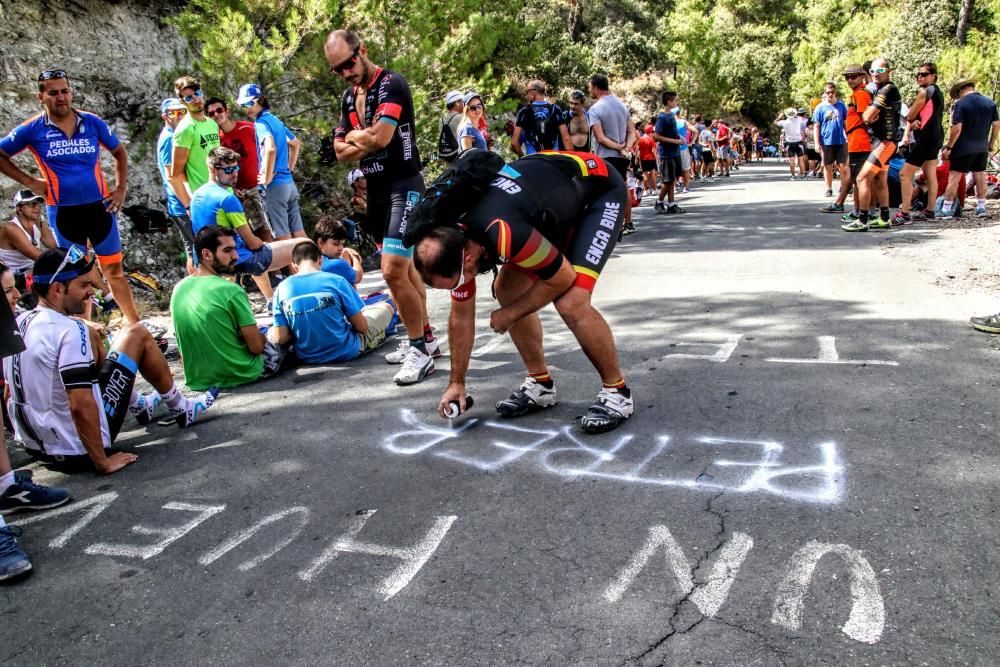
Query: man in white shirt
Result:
<box><xmin>775</xmin><ymin>108</ymin><xmax>807</xmax><ymax>179</ymax></box>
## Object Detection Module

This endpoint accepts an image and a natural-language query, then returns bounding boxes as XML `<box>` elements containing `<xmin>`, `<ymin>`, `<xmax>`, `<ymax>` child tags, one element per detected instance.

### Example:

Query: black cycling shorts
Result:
<box><xmin>640</xmin><ymin>159</ymin><xmax>657</xmax><ymax>173</ymax></box>
<box><xmin>48</xmin><ymin>201</ymin><xmax>122</xmax><ymax>262</ymax></box>
<box><xmin>949</xmin><ymin>151</ymin><xmax>988</xmax><ymax>173</ymax></box>
<box><xmin>848</xmin><ymin>152</ymin><xmax>868</xmax><ymax>181</ymax></box>
<box><xmin>367</xmin><ymin>173</ymin><xmax>425</xmax><ymax>258</ymax></box>
<box><xmin>604</xmin><ymin>156</ymin><xmax>630</xmax><ymax>180</ymax></box>
<box><xmin>906</xmin><ymin>137</ymin><xmax>943</xmax><ymax>166</ymax></box>
<box><xmin>785</xmin><ymin>141</ymin><xmax>805</xmax><ymax>157</ymax></box>
<box><xmin>99</xmin><ymin>349</ymin><xmax>139</xmax><ymax>442</ymax></box>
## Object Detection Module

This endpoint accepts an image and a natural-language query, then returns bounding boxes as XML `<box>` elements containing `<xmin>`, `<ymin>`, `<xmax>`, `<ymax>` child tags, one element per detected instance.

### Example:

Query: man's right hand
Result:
<box><xmin>438</xmin><ymin>382</ymin><xmax>468</xmax><ymax>418</ymax></box>
<box><xmin>97</xmin><ymin>451</ymin><xmax>138</xmax><ymax>474</ymax></box>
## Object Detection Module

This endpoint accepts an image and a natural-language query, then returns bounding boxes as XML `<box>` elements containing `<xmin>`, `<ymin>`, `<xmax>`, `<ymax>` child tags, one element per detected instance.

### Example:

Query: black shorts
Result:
<box><xmin>169</xmin><ymin>214</ymin><xmax>195</xmax><ymax>259</ymax></box>
<box><xmin>640</xmin><ymin>159</ymin><xmax>657</xmax><ymax>173</ymax></box>
<box><xmin>48</xmin><ymin>201</ymin><xmax>122</xmax><ymax>260</ymax></box>
<box><xmin>702</xmin><ymin>150</ymin><xmax>716</xmax><ymax>164</ymax></box>
<box><xmin>604</xmin><ymin>156</ymin><xmax>630</xmax><ymax>181</ymax></box>
<box><xmin>906</xmin><ymin>137</ymin><xmax>943</xmax><ymax>166</ymax></box>
<box><xmin>785</xmin><ymin>142</ymin><xmax>805</xmax><ymax>157</ymax></box>
<box><xmin>949</xmin><ymin>151</ymin><xmax>988</xmax><ymax>173</ymax></box>
<box><xmin>806</xmin><ymin>148</ymin><xmax>821</xmax><ymax>162</ymax></box>
<box><xmin>848</xmin><ymin>152</ymin><xmax>868</xmax><ymax>181</ymax></box>
<box><xmin>658</xmin><ymin>156</ymin><xmax>683</xmax><ymax>184</ymax></box>
<box><xmin>367</xmin><ymin>173</ymin><xmax>425</xmax><ymax>258</ymax></box>
<box><xmin>99</xmin><ymin>349</ymin><xmax>139</xmax><ymax>442</ymax></box>
<box><xmin>822</xmin><ymin>144</ymin><xmax>848</xmax><ymax>165</ymax></box>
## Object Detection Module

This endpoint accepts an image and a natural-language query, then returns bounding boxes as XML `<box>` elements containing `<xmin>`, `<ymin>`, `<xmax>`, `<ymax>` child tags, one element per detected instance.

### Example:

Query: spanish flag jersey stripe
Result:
<box><xmin>573</xmin><ymin>265</ymin><xmax>600</xmax><ymax>280</ymax></box>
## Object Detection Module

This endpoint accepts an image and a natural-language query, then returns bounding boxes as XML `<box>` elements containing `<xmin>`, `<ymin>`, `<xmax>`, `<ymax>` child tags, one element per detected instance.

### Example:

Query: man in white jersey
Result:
<box><xmin>4</xmin><ymin>248</ymin><xmax>219</xmax><ymax>474</ymax></box>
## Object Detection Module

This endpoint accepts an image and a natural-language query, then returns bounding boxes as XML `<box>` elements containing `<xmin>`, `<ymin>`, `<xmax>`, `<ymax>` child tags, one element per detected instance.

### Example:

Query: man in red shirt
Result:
<box><xmin>636</xmin><ymin>124</ymin><xmax>658</xmax><ymax>193</ymax></box>
<box><xmin>713</xmin><ymin>120</ymin><xmax>731</xmax><ymax>176</ymax></box>
<box><xmin>205</xmin><ymin>97</ymin><xmax>273</xmax><ymax>242</ymax></box>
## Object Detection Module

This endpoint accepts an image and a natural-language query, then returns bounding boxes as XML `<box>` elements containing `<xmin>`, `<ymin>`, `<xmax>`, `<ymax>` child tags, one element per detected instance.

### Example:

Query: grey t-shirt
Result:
<box><xmin>588</xmin><ymin>94</ymin><xmax>630</xmax><ymax>159</ymax></box>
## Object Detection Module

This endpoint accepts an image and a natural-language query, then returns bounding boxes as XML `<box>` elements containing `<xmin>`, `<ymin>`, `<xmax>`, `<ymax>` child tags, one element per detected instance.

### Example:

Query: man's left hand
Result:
<box><xmin>104</xmin><ymin>186</ymin><xmax>127</xmax><ymax>214</ymax></box>
<box><xmin>490</xmin><ymin>307</ymin><xmax>516</xmax><ymax>335</ymax></box>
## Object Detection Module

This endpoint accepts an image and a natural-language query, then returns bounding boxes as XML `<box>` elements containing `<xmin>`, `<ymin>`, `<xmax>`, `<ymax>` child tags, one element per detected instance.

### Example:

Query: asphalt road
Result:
<box><xmin>4</xmin><ymin>161</ymin><xmax>999</xmax><ymax>666</ymax></box>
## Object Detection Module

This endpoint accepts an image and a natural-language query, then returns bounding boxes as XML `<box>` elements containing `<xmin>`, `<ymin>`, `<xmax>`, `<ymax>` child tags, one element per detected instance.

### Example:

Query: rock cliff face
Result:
<box><xmin>0</xmin><ymin>0</ymin><xmax>190</xmax><ymax>283</ymax></box>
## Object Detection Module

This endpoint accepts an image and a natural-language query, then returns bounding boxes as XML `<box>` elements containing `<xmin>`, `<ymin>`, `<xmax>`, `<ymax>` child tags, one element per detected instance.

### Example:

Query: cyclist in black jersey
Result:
<box><xmin>326</xmin><ymin>29</ymin><xmax>439</xmax><ymax>386</ymax></box>
<box><xmin>893</xmin><ymin>62</ymin><xmax>945</xmax><ymax>224</ymax></box>
<box><xmin>409</xmin><ymin>151</ymin><xmax>634</xmax><ymax>434</ymax></box>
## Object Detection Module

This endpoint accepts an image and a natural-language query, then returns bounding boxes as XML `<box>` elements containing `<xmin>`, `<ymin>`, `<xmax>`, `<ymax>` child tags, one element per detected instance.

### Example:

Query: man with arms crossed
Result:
<box><xmin>940</xmin><ymin>78</ymin><xmax>999</xmax><ymax>220</ymax></box>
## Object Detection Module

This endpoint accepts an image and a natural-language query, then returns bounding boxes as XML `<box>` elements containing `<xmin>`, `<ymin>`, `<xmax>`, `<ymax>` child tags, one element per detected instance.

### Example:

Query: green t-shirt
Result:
<box><xmin>173</xmin><ymin>114</ymin><xmax>221</xmax><ymax>194</ymax></box>
<box><xmin>170</xmin><ymin>275</ymin><xmax>263</xmax><ymax>390</ymax></box>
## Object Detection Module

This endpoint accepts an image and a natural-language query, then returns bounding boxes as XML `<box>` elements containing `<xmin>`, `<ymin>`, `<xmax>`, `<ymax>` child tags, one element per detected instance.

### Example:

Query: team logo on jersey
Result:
<box><xmin>199</xmin><ymin>132</ymin><xmax>220</xmax><ymax>150</ymax></box>
<box><xmin>586</xmin><ymin>159</ymin><xmax>597</xmax><ymax>169</ymax></box>
<box><xmin>399</xmin><ymin>122</ymin><xmax>413</xmax><ymax>161</ymax></box>
<box><xmin>585</xmin><ymin>201</ymin><xmax>621</xmax><ymax>265</ymax></box>
<box><xmin>491</xmin><ymin>176</ymin><xmax>521</xmax><ymax>194</ymax></box>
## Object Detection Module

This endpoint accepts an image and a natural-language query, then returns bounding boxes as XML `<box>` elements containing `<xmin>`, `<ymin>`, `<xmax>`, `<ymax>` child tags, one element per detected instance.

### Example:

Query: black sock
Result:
<box><xmin>880</xmin><ymin>207</ymin><xmax>890</xmax><ymax>222</ymax></box>
<box><xmin>859</xmin><ymin>211</ymin><xmax>869</xmax><ymax>224</ymax></box>
<box><xmin>409</xmin><ymin>337</ymin><xmax>427</xmax><ymax>353</ymax></box>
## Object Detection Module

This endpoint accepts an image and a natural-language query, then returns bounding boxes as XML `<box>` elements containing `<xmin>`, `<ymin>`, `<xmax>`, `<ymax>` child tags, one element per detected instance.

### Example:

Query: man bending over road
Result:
<box><xmin>408</xmin><ymin>150</ymin><xmax>634</xmax><ymax>434</ymax></box>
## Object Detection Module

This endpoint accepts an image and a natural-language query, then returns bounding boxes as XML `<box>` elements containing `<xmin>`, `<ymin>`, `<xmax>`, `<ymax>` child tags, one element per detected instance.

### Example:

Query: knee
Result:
<box><xmin>554</xmin><ymin>289</ymin><xmax>591</xmax><ymax>327</ymax></box>
<box><xmin>101</xmin><ymin>262</ymin><xmax>125</xmax><ymax>279</ymax></box>
<box><xmin>380</xmin><ymin>256</ymin><xmax>411</xmax><ymax>283</ymax></box>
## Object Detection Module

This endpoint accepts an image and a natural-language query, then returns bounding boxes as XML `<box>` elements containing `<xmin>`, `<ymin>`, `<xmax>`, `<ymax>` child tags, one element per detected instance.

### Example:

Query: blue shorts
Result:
<box><xmin>690</xmin><ymin>145</ymin><xmax>703</xmax><ymax>160</ymax></box>
<box><xmin>264</xmin><ymin>181</ymin><xmax>303</xmax><ymax>237</ymax></box>
<box><xmin>236</xmin><ymin>245</ymin><xmax>273</xmax><ymax>275</ymax></box>
<box><xmin>48</xmin><ymin>201</ymin><xmax>122</xmax><ymax>263</ymax></box>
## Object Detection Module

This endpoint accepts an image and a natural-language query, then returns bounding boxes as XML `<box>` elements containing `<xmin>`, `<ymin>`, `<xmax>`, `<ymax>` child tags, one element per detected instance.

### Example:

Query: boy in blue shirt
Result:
<box><xmin>313</xmin><ymin>216</ymin><xmax>363</xmax><ymax>287</ymax></box>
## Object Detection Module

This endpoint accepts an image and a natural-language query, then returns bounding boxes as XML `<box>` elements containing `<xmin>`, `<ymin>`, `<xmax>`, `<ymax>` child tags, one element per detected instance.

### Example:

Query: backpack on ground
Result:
<box><xmin>438</xmin><ymin>112</ymin><xmax>461</xmax><ymax>163</ymax></box>
<box><xmin>403</xmin><ymin>148</ymin><xmax>507</xmax><ymax>247</ymax></box>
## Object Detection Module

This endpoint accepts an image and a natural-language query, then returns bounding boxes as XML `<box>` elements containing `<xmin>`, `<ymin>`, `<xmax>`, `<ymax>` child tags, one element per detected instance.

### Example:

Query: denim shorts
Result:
<box><xmin>236</xmin><ymin>245</ymin><xmax>273</xmax><ymax>275</ymax></box>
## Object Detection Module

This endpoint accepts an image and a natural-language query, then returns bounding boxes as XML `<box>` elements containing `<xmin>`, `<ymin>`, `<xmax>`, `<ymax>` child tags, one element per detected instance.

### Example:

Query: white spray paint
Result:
<box><xmin>85</xmin><ymin>502</ymin><xmax>225</xmax><ymax>560</ymax></box>
<box><xmin>298</xmin><ymin>510</ymin><xmax>458</xmax><ymax>600</ymax></box>
<box><xmin>770</xmin><ymin>541</ymin><xmax>885</xmax><ymax>644</ymax></box>
<box><xmin>381</xmin><ymin>413</ymin><xmax>846</xmax><ymax>504</ymax></box>
<box><xmin>198</xmin><ymin>506</ymin><xmax>310</xmax><ymax>571</ymax></box>
<box><xmin>194</xmin><ymin>438</ymin><xmax>249</xmax><ymax>453</ymax></box>
<box><xmin>661</xmin><ymin>334</ymin><xmax>742</xmax><ymax>363</ymax></box>
<box><xmin>13</xmin><ymin>491</ymin><xmax>119</xmax><ymax>548</ymax></box>
<box><xmin>603</xmin><ymin>525</ymin><xmax>753</xmax><ymax>618</ymax></box>
<box><xmin>766</xmin><ymin>336</ymin><xmax>899</xmax><ymax>366</ymax></box>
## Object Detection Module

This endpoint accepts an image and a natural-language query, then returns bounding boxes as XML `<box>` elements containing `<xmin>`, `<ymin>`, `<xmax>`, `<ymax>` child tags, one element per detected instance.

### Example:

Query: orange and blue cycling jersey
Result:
<box><xmin>450</xmin><ymin>151</ymin><xmax>625</xmax><ymax>302</ymax></box>
<box><xmin>0</xmin><ymin>111</ymin><xmax>121</xmax><ymax>207</ymax></box>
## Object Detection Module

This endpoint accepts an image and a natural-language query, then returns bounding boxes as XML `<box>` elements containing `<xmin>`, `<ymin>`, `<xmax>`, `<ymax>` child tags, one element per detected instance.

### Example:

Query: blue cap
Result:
<box><xmin>236</xmin><ymin>83</ymin><xmax>262</xmax><ymax>105</ymax></box>
<box><xmin>462</xmin><ymin>91</ymin><xmax>482</xmax><ymax>106</ymax></box>
<box><xmin>160</xmin><ymin>98</ymin><xmax>185</xmax><ymax>115</ymax></box>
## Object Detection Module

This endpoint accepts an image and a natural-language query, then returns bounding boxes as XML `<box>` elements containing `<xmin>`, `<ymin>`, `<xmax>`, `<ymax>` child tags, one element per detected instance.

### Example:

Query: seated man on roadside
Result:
<box><xmin>4</xmin><ymin>249</ymin><xmax>218</xmax><ymax>475</ymax></box>
<box><xmin>269</xmin><ymin>242</ymin><xmax>396</xmax><ymax>364</ymax></box>
<box><xmin>313</xmin><ymin>216</ymin><xmax>363</xmax><ymax>287</ymax></box>
<box><xmin>189</xmin><ymin>147</ymin><xmax>311</xmax><ymax>309</ymax></box>
<box><xmin>171</xmin><ymin>226</ymin><xmax>285</xmax><ymax>390</ymax></box>
<box><xmin>1</xmin><ymin>190</ymin><xmax>58</xmax><ymax>306</ymax></box>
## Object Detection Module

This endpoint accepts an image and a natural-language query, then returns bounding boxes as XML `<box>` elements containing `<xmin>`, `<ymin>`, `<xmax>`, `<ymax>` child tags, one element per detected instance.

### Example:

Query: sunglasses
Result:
<box><xmin>166</xmin><ymin>109</ymin><xmax>186</xmax><ymax>118</ymax></box>
<box><xmin>467</xmin><ymin>103</ymin><xmax>484</xmax><ymax>111</ymax></box>
<box><xmin>240</xmin><ymin>99</ymin><xmax>257</xmax><ymax>109</ymax></box>
<box><xmin>916</xmin><ymin>71</ymin><xmax>932</xmax><ymax>78</ymax></box>
<box><xmin>869</xmin><ymin>68</ymin><xmax>888</xmax><ymax>75</ymax></box>
<box><xmin>213</xmin><ymin>164</ymin><xmax>240</xmax><ymax>174</ymax></box>
<box><xmin>182</xmin><ymin>89</ymin><xmax>204</xmax><ymax>103</ymax></box>
<box><xmin>207</xmin><ymin>107</ymin><xmax>226</xmax><ymax>116</ymax></box>
<box><xmin>329</xmin><ymin>46</ymin><xmax>361</xmax><ymax>75</ymax></box>
<box><xmin>50</xmin><ymin>245</ymin><xmax>89</xmax><ymax>282</ymax></box>
<box><xmin>38</xmin><ymin>69</ymin><xmax>67</xmax><ymax>82</ymax></box>
<box><xmin>844</xmin><ymin>74</ymin><xmax>862</xmax><ymax>80</ymax></box>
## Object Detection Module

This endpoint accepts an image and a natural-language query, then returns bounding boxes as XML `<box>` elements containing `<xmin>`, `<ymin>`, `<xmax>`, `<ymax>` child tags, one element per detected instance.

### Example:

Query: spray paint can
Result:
<box><xmin>444</xmin><ymin>395</ymin><xmax>474</xmax><ymax>419</ymax></box>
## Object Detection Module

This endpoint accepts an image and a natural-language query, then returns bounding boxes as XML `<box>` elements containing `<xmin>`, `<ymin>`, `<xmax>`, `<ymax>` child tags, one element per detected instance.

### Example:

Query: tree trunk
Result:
<box><xmin>568</xmin><ymin>0</ymin><xmax>583</xmax><ymax>40</ymax></box>
<box><xmin>956</xmin><ymin>0</ymin><xmax>973</xmax><ymax>46</ymax></box>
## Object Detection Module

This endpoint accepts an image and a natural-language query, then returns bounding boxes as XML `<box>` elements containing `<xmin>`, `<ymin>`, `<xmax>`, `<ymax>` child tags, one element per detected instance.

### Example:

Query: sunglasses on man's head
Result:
<box><xmin>38</xmin><ymin>69</ymin><xmax>67</xmax><ymax>82</ymax></box>
<box><xmin>182</xmin><ymin>90</ymin><xmax>204</xmax><ymax>103</ymax></box>
<box><xmin>330</xmin><ymin>46</ymin><xmax>361</xmax><ymax>75</ymax></box>
<box><xmin>51</xmin><ymin>245</ymin><xmax>89</xmax><ymax>281</ymax></box>
<box><xmin>213</xmin><ymin>164</ymin><xmax>240</xmax><ymax>174</ymax></box>
<box><xmin>869</xmin><ymin>68</ymin><xmax>888</xmax><ymax>75</ymax></box>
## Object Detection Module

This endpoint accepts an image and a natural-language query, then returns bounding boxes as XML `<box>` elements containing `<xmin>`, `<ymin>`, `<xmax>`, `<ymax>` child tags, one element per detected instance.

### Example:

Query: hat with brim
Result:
<box><xmin>462</xmin><ymin>91</ymin><xmax>482</xmax><ymax>106</ymax></box>
<box><xmin>784</xmin><ymin>107</ymin><xmax>798</xmax><ymax>118</ymax></box>
<box><xmin>32</xmin><ymin>248</ymin><xmax>96</xmax><ymax>286</ymax></box>
<box><xmin>842</xmin><ymin>64</ymin><xmax>865</xmax><ymax>75</ymax></box>
<box><xmin>13</xmin><ymin>189</ymin><xmax>45</xmax><ymax>207</ymax></box>
<box><xmin>236</xmin><ymin>83</ymin><xmax>262</xmax><ymax>105</ymax></box>
<box><xmin>445</xmin><ymin>90</ymin><xmax>463</xmax><ymax>106</ymax></box>
<box><xmin>160</xmin><ymin>98</ymin><xmax>186</xmax><ymax>115</ymax></box>
<box><xmin>949</xmin><ymin>78</ymin><xmax>976</xmax><ymax>100</ymax></box>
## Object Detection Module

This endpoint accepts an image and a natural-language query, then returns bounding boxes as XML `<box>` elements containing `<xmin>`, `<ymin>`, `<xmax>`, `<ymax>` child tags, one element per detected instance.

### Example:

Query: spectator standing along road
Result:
<box><xmin>169</xmin><ymin>75</ymin><xmax>220</xmax><ymax>212</ymax></box>
<box><xmin>511</xmin><ymin>80</ymin><xmax>573</xmax><ymax>156</ymax></box>
<box><xmin>893</xmin><ymin>63</ymin><xmax>945</xmax><ymax>224</ymax></box>
<box><xmin>588</xmin><ymin>74</ymin><xmax>638</xmax><ymax>233</ymax></box>
<box><xmin>940</xmin><ymin>78</ymin><xmax>999</xmax><ymax>219</ymax></box>
<box><xmin>156</xmin><ymin>97</ymin><xmax>195</xmax><ymax>272</ymax></box>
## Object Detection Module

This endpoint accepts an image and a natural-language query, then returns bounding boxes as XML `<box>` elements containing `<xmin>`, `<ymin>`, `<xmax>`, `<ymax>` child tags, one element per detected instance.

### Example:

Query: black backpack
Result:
<box><xmin>403</xmin><ymin>149</ymin><xmax>506</xmax><ymax>247</ymax></box>
<box><xmin>438</xmin><ymin>112</ymin><xmax>461</xmax><ymax>163</ymax></box>
<box><xmin>522</xmin><ymin>103</ymin><xmax>559</xmax><ymax>150</ymax></box>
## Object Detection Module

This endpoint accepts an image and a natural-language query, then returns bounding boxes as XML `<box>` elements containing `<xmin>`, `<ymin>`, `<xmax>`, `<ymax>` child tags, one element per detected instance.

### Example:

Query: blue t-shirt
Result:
<box><xmin>457</xmin><ymin>121</ymin><xmax>488</xmax><ymax>152</ymax></box>
<box><xmin>675</xmin><ymin>114</ymin><xmax>689</xmax><ymax>152</ymax></box>
<box><xmin>952</xmin><ymin>92</ymin><xmax>1000</xmax><ymax>157</ymax></box>
<box><xmin>322</xmin><ymin>256</ymin><xmax>358</xmax><ymax>284</ymax></box>
<box><xmin>654</xmin><ymin>111</ymin><xmax>681</xmax><ymax>159</ymax></box>
<box><xmin>812</xmin><ymin>101</ymin><xmax>848</xmax><ymax>146</ymax></box>
<box><xmin>156</xmin><ymin>126</ymin><xmax>185</xmax><ymax>216</ymax></box>
<box><xmin>190</xmin><ymin>182</ymin><xmax>252</xmax><ymax>264</ymax></box>
<box><xmin>254</xmin><ymin>110</ymin><xmax>296</xmax><ymax>187</ymax></box>
<box><xmin>0</xmin><ymin>111</ymin><xmax>122</xmax><ymax>207</ymax></box>
<box><xmin>272</xmin><ymin>271</ymin><xmax>364</xmax><ymax>363</ymax></box>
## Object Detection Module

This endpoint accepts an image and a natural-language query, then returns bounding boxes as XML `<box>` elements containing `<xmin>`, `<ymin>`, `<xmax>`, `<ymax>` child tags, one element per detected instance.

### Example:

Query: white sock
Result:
<box><xmin>942</xmin><ymin>199</ymin><xmax>954</xmax><ymax>213</ymax></box>
<box><xmin>161</xmin><ymin>384</ymin><xmax>185</xmax><ymax>412</ymax></box>
<box><xmin>0</xmin><ymin>471</ymin><xmax>15</xmax><ymax>493</ymax></box>
<box><xmin>977</xmin><ymin>198</ymin><xmax>987</xmax><ymax>208</ymax></box>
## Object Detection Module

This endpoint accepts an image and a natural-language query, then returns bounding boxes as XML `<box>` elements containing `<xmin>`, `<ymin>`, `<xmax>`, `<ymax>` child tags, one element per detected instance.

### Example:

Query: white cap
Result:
<box><xmin>445</xmin><ymin>90</ymin><xmax>463</xmax><ymax>106</ymax></box>
<box><xmin>346</xmin><ymin>169</ymin><xmax>364</xmax><ymax>186</ymax></box>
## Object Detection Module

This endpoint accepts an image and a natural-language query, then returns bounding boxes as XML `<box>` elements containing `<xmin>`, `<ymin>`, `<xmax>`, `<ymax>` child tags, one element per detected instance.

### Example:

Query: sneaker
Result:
<box><xmin>840</xmin><ymin>212</ymin><xmax>860</xmax><ymax>223</ymax></box>
<box><xmin>975</xmin><ymin>206</ymin><xmax>988</xmax><ymax>218</ymax></box>
<box><xmin>0</xmin><ymin>472</ymin><xmax>71</xmax><ymax>515</ymax></box>
<box><xmin>824</xmin><ymin>188</ymin><xmax>833</xmax><ymax>197</ymax></box>
<box><xmin>130</xmin><ymin>391</ymin><xmax>162</xmax><ymax>426</ymax></box>
<box><xmin>841</xmin><ymin>219</ymin><xmax>869</xmax><ymax>232</ymax></box>
<box><xmin>580</xmin><ymin>388</ymin><xmax>634</xmax><ymax>434</ymax></box>
<box><xmin>495</xmin><ymin>377</ymin><xmax>557</xmax><ymax>418</ymax></box>
<box><xmin>622</xmin><ymin>225</ymin><xmax>637</xmax><ymax>235</ymax></box>
<box><xmin>393</xmin><ymin>346</ymin><xmax>435</xmax><ymax>385</ymax></box>
<box><xmin>265</xmin><ymin>299</ymin><xmax>274</xmax><ymax>314</ymax></box>
<box><xmin>654</xmin><ymin>201</ymin><xmax>666</xmax><ymax>214</ymax></box>
<box><xmin>665</xmin><ymin>205</ymin><xmax>686</xmax><ymax>214</ymax></box>
<box><xmin>790</xmin><ymin>176</ymin><xmax>798</xmax><ymax>181</ymax></box>
<box><xmin>868</xmin><ymin>218</ymin><xmax>891</xmax><ymax>230</ymax></box>
<box><xmin>139</xmin><ymin>320</ymin><xmax>167</xmax><ymax>339</ymax></box>
<box><xmin>910</xmin><ymin>209</ymin><xmax>935</xmax><ymax>221</ymax></box>
<box><xmin>820</xmin><ymin>203</ymin><xmax>845</xmax><ymax>213</ymax></box>
<box><xmin>682</xmin><ymin>187</ymin><xmax>691</xmax><ymax>193</ymax></box>
<box><xmin>174</xmin><ymin>387</ymin><xmax>220</xmax><ymax>428</ymax></box>
<box><xmin>970</xmin><ymin>313</ymin><xmax>1000</xmax><ymax>334</ymax></box>
<box><xmin>385</xmin><ymin>338</ymin><xmax>441</xmax><ymax>364</ymax></box>
<box><xmin>890</xmin><ymin>211</ymin><xmax>911</xmax><ymax>226</ymax></box>
<box><xmin>0</xmin><ymin>526</ymin><xmax>31</xmax><ymax>581</ymax></box>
